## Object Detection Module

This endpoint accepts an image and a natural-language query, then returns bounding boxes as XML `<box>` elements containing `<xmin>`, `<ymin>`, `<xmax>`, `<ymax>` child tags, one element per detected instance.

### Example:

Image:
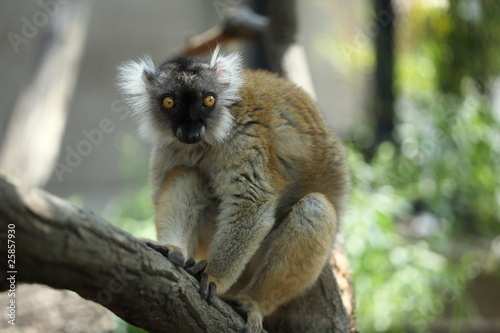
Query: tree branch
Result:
<box><xmin>182</xmin><ymin>6</ymin><xmax>268</xmax><ymax>57</ymax></box>
<box><xmin>0</xmin><ymin>175</ymin><xmax>246</xmax><ymax>332</ymax></box>
<box><xmin>0</xmin><ymin>172</ymin><xmax>354</xmax><ymax>332</ymax></box>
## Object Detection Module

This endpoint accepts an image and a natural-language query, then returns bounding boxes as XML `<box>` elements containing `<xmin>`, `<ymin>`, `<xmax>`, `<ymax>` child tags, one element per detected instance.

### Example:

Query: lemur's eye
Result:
<box><xmin>161</xmin><ymin>96</ymin><xmax>175</xmax><ymax>109</ymax></box>
<box><xmin>203</xmin><ymin>95</ymin><xmax>216</xmax><ymax>108</ymax></box>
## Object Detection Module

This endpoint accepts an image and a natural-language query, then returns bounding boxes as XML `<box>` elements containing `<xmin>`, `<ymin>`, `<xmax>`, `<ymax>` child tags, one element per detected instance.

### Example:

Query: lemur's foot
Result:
<box><xmin>146</xmin><ymin>243</ymin><xmax>217</xmax><ymax>305</ymax></box>
<box><xmin>183</xmin><ymin>258</ymin><xmax>217</xmax><ymax>305</ymax></box>
<box><xmin>219</xmin><ymin>297</ymin><xmax>263</xmax><ymax>333</ymax></box>
<box><xmin>146</xmin><ymin>242</ymin><xmax>185</xmax><ymax>267</ymax></box>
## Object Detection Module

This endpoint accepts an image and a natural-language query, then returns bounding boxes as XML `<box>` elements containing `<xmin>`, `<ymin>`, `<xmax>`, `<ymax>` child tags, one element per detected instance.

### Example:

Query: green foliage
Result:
<box><xmin>102</xmin><ymin>133</ymin><xmax>155</xmax><ymax>240</ymax></box>
<box><xmin>104</xmin><ymin>183</ymin><xmax>156</xmax><ymax>240</ymax></box>
<box><xmin>347</xmin><ymin>9</ymin><xmax>500</xmax><ymax>320</ymax></box>
<box><xmin>397</xmin><ymin>1</ymin><xmax>500</xmax><ymax>95</ymax></box>
<box><xmin>111</xmin><ymin>314</ymin><xmax>147</xmax><ymax>333</ymax></box>
<box><xmin>395</xmin><ymin>2</ymin><xmax>451</xmax><ymax>97</ymax></box>
<box><xmin>393</xmin><ymin>1</ymin><xmax>500</xmax><ymax>234</ymax></box>
<box><xmin>438</xmin><ymin>0</ymin><xmax>500</xmax><ymax>94</ymax></box>
<box><xmin>392</xmin><ymin>93</ymin><xmax>500</xmax><ymax>235</ymax></box>
<box><xmin>347</xmin><ymin>79</ymin><xmax>499</xmax><ymax>330</ymax></box>
<box><xmin>346</xmin><ymin>143</ymin><xmax>475</xmax><ymax>331</ymax></box>
<box><xmin>347</xmin><ymin>70</ymin><xmax>500</xmax><ymax>328</ymax></box>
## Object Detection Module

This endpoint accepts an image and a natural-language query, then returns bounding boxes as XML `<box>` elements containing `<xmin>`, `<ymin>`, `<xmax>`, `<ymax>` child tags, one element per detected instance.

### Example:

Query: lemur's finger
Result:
<box><xmin>199</xmin><ymin>273</ymin><xmax>209</xmax><ymax>300</ymax></box>
<box><xmin>186</xmin><ymin>260</ymin><xmax>207</xmax><ymax>279</ymax></box>
<box><xmin>184</xmin><ymin>258</ymin><xmax>196</xmax><ymax>270</ymax></box>
<box><xmin>207</xmin><ymin>282</ymin><xmax>217</xmax><ymax>305</ymax></box>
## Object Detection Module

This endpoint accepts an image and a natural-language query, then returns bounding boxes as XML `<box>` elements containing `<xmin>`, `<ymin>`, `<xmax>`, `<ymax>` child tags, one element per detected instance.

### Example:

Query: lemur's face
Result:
<box><xmin>117</xmin><ymin>48</ymin><xmax>242</xmax><ymax>145</ymax></box>
<box><xmin>145</xmin><ymin>57</ymin><xmax>222</xmax><ymax>144</ymax></box>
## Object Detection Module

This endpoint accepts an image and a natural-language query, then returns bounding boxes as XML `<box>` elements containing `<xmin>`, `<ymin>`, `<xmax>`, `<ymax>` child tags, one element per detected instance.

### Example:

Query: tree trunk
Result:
<box><xmin>371</xmin><ymin>0</ymin><xmax>395</xmax><ymax>154</ymax></box>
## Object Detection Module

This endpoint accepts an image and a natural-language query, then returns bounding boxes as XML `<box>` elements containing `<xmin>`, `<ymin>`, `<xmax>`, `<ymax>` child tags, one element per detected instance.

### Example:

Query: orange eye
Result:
<box><xmin>162</xmin><ymin>96</ymin><xmax>175</xmax><ymax>109</ymax></box>
<box><xmin>203</xmin><ymin>95</ymin><xmax>216</xmax><ymax>108</ymax></box>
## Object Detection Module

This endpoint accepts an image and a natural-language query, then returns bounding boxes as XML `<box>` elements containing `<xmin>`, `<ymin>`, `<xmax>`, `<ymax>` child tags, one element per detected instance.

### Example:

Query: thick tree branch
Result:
<box><xmin>0</xmin><ymin>173</ymin><xmax>354</xmax><ymax>332</ymax></box>
<box><xmin>182</xmin><ymin>6</ymin><xmax>268</xmax><ymax>57</ymax></box>
<box><xmin>0</xmin><ymin>175</ymin><xmax>246</xmax><ymax>333</ymax></box>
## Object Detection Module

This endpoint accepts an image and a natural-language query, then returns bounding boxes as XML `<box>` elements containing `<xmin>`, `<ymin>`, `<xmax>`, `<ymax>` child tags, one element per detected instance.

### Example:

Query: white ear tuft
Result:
<box><xmin>116</xmin><ymin>56</ymin><xmax>158</xmax><ymax>142</ymax></box>
<box><xmin>117</xmin><ymin>55</ymin><xmax>155</xmax><ymax>95</ymax></box>
<box><xmin>204</xmin><ymin>45</ymin><xmax>244</xmax><ymax>144</ymax></box>
<box><xmin>210</xmin><ymin>45</ymin><xmax>243</xmax><ymax>103</ymax></box>
<box><xmin>209</xmin><ymin>45</ymin><xmax>222</xmax><ymax>68</ymax></box>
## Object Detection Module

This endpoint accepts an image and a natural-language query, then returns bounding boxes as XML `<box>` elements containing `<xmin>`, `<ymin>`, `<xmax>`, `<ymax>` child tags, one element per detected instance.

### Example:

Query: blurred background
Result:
<box><xmin>1</xmin><ymin>0</ymin><xmax>499</xmax><ymax>332</ymax></box>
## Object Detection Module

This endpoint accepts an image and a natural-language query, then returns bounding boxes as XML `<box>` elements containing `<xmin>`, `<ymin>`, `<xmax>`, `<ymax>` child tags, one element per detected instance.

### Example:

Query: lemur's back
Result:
<box><xmin>229</xmin><ymin>69</ymin><xmax>350</xmax><ymax>221</ymax></box>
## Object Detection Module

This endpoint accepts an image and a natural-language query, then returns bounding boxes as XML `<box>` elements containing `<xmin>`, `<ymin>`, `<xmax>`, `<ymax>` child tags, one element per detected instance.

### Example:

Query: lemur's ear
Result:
<box><xmin>116</xmin><ymin>56</ymin><xmax>157</xmax><ymax>141</ymax></box>
<box><xmin>142</xmin><ymin>65</ymin><xmax>157</xmax><ymax>85</ymax></box>
<box><xmin>210</xmin><ymin>45</ymin><xmax>243</xmax><ymax>97</ymax></box>
<box><xmin>117</xmin><ymin>55</ymin><xmax>156</xmax><ymax>95</ymax></box>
